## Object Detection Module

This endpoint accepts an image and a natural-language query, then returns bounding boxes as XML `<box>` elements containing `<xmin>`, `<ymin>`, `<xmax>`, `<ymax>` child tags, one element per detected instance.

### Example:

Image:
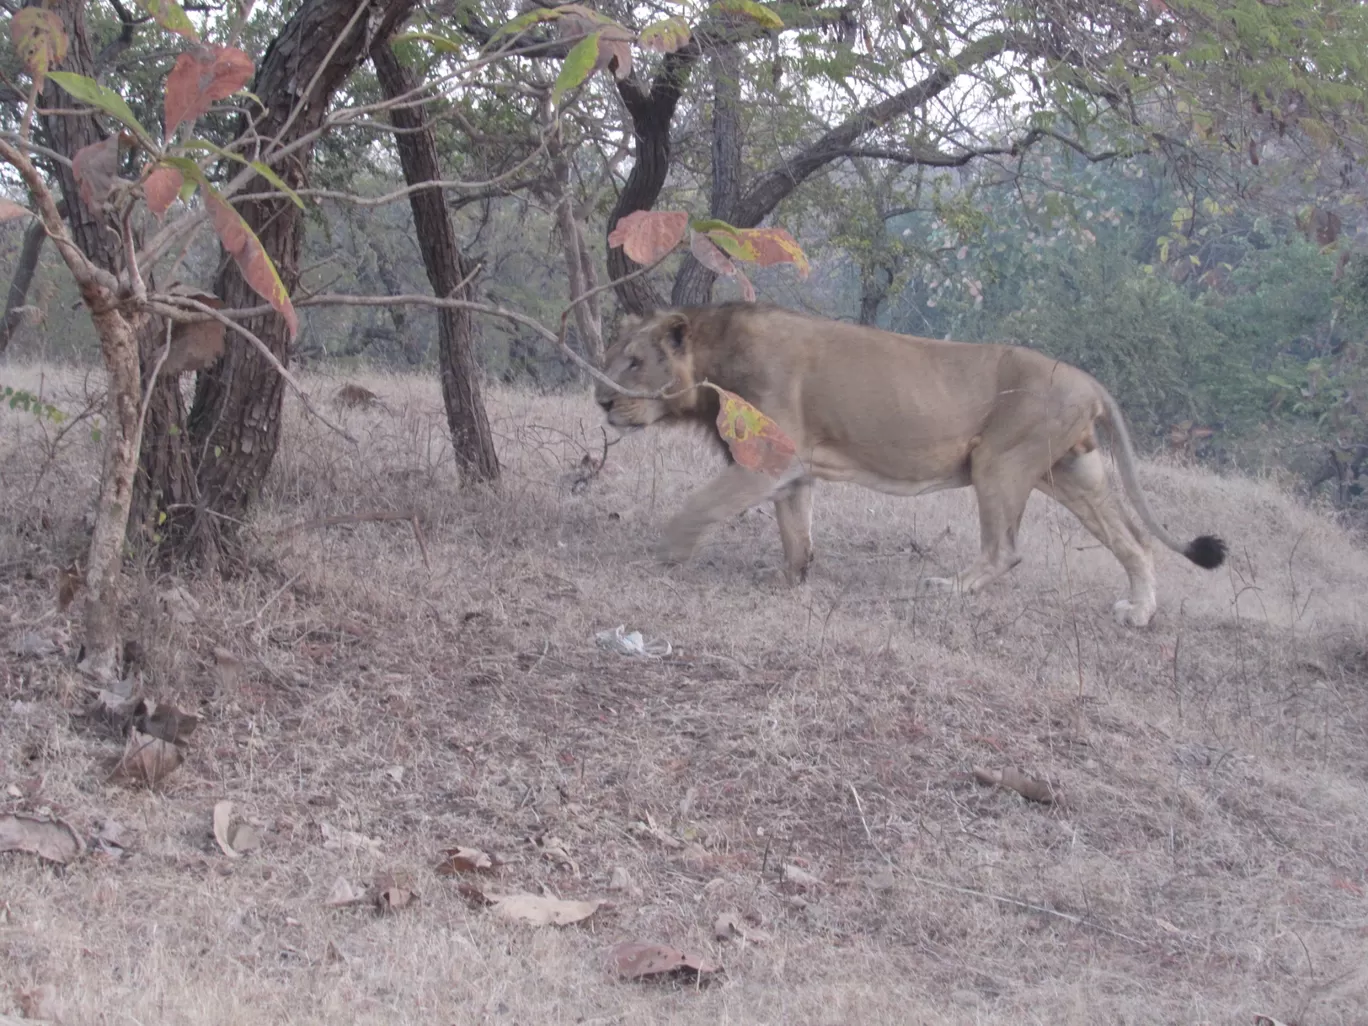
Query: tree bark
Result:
<box><xmin>606</xmin><ymin>48</ymin><xmax>699</xmax><ymax>314</ymax></box>
<box><xmin>372</xmin><ymin>41</ymin><xmax>499</xmax><ymax>483</ymax></box>
<box><xmin>182</xmin><ymin>0</ymin><xmax>420</xmax><ymax>551</ymax></box>
<box><xmin>0</xmin><ymin>214</ymin><xmax>47</xmax><ymax>356</ymax></box>
<box><xmin>672</xmin><ymin>44</ymin><xmax>743</xmax><ymax>307</ymax></box>
<box><xmin>542</xmin><ymin>98</ymin><xmax>604</xmax><ymax>365</ymax></box>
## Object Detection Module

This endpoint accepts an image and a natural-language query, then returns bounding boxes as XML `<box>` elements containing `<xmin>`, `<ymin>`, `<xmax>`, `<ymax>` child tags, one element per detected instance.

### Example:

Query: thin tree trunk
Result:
<box><xmin>182</xmin><ymin>0</ymin><xmax>421</xmax><ymax>552</ymax></box>
<box><xmin>0</xmin><ymin>214</ymin><xmax>47</xmax><ymax>356</ymax></box>
<box><xmin>372</xmin><ymin>41</ymin><xmax>499</xmax><ymax>483</ymax></box>
<box><xmin>542</xmin><ymin>98</ymin><xmax>603</xmax><ymax>365</ymax></box>
<box><xmin>673</xmin><ymin>45</ymin><xmax>743</xmax><ymax>307</ymax></box>
<box><xmin>78</xmin><ymin>303</ymin><xmax>145</xmax><ymax>680</ymax></box>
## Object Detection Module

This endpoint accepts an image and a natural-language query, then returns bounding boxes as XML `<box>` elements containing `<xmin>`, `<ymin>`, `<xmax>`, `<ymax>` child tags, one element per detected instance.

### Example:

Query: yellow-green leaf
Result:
<box><xmin>639</xmin><ymin>16</ymin><xmax>691</xmax><ymax>53</ymax></box>
<box><xmin>10</xmin><ymin>8</ymin><xmax>67</xmax><ymax>86</ymax></box>
<box><xmin>715</xmin><ymin>0</ymin><xmax>783</xmax><ymax>30</ymax></box>
<box><xmin>553</xmin><ymin>31</ymin><xmax>600</xmax><ymax>105</ymax></box>
<box><xmin>706</xmin><ymin>229</ymin><xmax>759</xmax><ymax>263</ymax></box>
<box><xmin>183</xmin><ymin>137</ymin><xmax>303</xmax><ymax>209</ymax></box>
<box><xmin>133</xmin><ymin>0</ymin><xmax>199</xmax><ymax>41</ymax></box>
<box><xmin>489</xmin><ymin>8</ymin><xmax>560</xmax><ymax>43</ymax></box>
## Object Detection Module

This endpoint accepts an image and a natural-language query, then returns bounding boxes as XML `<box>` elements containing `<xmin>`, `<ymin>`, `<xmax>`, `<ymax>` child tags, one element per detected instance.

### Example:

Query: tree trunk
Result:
<box><xmin>606</xmin><ymin>50</ymin><xmax>698</xmax><ymax>314</ymax></box>
<box><xmin>673</xmin><ymin>45</ymin><xmax>743</xmax><ymax>307</ymax></box>
<box><xmin>78</xmin><ymin>302</ymin><xmax>145</xmax><ymax>680</ymax></box>
<box><xmin>858</xmin><ymin>265</ymin><xmax>894</xmax><ymax>326</ymax></box>
<box><xmin>0</xmin><ymin>214</ymin><xmax>47</xmax><ymax>356</ymax></box>
<box><xmin>181</xmin><ymin>0</ymin><xmax>420</xmax><ymax>551</ymax></box>
<box><xmin>542</xmin><ymin>98</ymin><xmax>604</xmax><ymax>365</ymax></box>
<box><xmin>372</xmin><ymin>41</ymin><xmax>499</xmax><ymax>483</ymax></box>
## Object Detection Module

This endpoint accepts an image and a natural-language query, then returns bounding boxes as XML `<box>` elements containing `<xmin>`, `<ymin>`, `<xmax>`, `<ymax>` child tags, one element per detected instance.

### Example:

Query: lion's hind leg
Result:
<box><xmin>1037</xmin><ymin>448</ymin><xmax>1158</xmax><ymax>627</ymax></box>
<box><xmin>921</xmin><ymin>442</ymin><xmax>1038</xmax><ymax>596</ymax></box>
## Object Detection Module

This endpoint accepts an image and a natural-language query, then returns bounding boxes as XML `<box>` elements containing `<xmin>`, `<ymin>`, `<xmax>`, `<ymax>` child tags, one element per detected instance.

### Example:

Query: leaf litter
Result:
<box><xmin>609</xmin><ymin>941</ymin><xmax>723</xmax><ymax>983</ymax></box>
<box><xmin>0</xmin><ymin>813</ymin><xmax>84</xmax><ymax>864</ymax></box>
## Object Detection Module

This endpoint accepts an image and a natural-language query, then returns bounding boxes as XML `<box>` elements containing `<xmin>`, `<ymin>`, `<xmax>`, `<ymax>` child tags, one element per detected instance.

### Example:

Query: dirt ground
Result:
<box><xmin>3</xmin><ymin>365</ymin><xmax>1368</xmax><ymax>1026</ymax></box>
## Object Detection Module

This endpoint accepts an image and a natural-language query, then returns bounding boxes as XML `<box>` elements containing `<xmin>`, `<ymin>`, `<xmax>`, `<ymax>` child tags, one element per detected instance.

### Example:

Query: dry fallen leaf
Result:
<box><xmin>713</xmin><ymin>911</ymin><xmax>772</xmax><ymax>944</ymax></box>
<box><xmin>373</xmin><ymin>871</ymin><xmax>418</xmax><ymax>913</ymax></box>
<box><xmin>609</xmin><ymin>940</ymin><xmax>723</xmax><ymax>981</ymax></box>
<box><xmin>109</xmin><ymin>729</ymin><xmax>183</xmax><ymax>786</ymax></box>
<box><xmin>488</xmin><ymin>892</ymin><xmax>602</xmax><ymax>927</ymax></box>
<box><xmin>534</xmin><ymin>834</ymin><xmax>578</xmax><ymax>874</ymax></box>
<box><xmin>91</xmin><ymin>817</ymin><xmax>133</xmax><ymax>857</ymax></box>
<box><xmin>0</xmin><ymin>813</ymin><xmax>84</xmax><ymax>864</ymax></box>
<box><xmin>134</xmin><ymin>699</ymin><xmax>199</xmax><ymax>745</ymax></box>
<box><xmin>972</xmin><ymin>765</ymin><xmax>1056</xmax><ymax>805</ymax></box>
<box><xmin>435</xmin><ymin>845</ymin><xmax>493</xmax><ymax>875</ymax></box>
<box><xmin>324</xmin><ymin>877</ymin><xmax>367</xmax><ymax>908</ymax></box>
<box><xmin>212</xmin><ymin>801</ymin><xmax>262</xmax><ymax>858</ymax></box>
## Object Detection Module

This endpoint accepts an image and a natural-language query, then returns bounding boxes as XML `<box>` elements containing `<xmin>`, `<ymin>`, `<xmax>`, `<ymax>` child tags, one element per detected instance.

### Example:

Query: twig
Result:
<box><xmin>906</xmin><ymin>872</ymin><xmax>1146</xmax><ymax>947</ymax></box>
<box><xmin>273</xmin><ymin>510</ymin><xmax>424</xmax><ymax>536</ymax></box>
<box><xmin>135</xmin><ymin>320</ymin><xmax>173</xmax><ymax>449</ymax></box>
<box><xmin>233</xmin><ymin>571</ymin><xmax>303</xmax><ymax>628</ymax></box>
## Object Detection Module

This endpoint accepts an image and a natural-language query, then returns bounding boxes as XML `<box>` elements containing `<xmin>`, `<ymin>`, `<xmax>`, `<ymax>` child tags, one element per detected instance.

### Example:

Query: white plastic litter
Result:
<box><xmin>594</xmin><ymin>625</ymin><xmax>672</xmax><ymax>659</ymax></box>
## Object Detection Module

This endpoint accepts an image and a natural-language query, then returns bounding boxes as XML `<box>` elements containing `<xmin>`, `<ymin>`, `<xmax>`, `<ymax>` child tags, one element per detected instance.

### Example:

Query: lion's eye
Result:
<box><xmin>627</xmin><ymin>357</ymin><xmax>642</xmax><ymax>371</ymax></box>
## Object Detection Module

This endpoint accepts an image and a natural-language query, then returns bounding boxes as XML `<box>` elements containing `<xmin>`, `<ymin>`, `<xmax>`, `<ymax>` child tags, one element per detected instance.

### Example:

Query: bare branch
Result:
<box><xmin>150</xmin><ymin>295</ymin><xmax>357</xmax><ymax>444</ymax></box>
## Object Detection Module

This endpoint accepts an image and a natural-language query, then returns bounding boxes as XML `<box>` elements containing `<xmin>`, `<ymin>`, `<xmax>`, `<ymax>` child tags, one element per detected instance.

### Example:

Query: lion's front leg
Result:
<box><xmin>659</xmin><ymin>465</ymin><xmax>785</xmax><ymax>566</ymax></box>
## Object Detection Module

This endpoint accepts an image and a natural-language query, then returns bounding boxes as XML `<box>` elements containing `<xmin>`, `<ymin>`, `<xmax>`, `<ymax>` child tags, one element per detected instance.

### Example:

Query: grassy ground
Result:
<box><xmin>3</xmin><ymin>364</ymin><xmax>1368</xmax><ymax>1026</ymax></box>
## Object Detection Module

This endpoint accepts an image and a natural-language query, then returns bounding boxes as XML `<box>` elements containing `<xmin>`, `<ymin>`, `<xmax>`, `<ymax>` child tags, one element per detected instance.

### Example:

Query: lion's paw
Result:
<box><xmin>1111</xmin><ymin>598</ymin><xmax>1155</xmax><ymax>628</ymax></box>
<box><xmin>918</xmin><ymin>576</ymin><xmax>957</xmax><ymax>594</ymax></box>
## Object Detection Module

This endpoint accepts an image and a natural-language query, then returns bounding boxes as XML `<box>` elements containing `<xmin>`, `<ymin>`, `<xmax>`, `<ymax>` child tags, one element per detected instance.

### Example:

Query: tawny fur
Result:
<box><xmin>596</xmin><ymin>302</ymin><xmax>1227</xmax><ymax>627</ymax></box>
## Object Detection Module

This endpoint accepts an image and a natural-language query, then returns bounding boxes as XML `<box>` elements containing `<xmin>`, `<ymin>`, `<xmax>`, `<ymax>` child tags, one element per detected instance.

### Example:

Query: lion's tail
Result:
<box><xmin>1097</xmin><ymin>388</ymin><xmax>1228</xmax><ymax>571</ymax></box>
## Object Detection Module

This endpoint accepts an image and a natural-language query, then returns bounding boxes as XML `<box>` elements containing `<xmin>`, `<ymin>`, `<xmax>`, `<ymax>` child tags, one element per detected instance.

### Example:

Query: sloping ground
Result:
<box><xmin>3</xmin><ymin>366</ymin><xmax>1367</xmax><ymax>1025</ymax></box>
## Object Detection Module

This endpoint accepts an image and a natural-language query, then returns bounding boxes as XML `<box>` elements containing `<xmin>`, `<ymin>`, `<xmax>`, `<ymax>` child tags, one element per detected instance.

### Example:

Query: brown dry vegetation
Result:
<box><xmin>3</xmin><ymin>364</ymin><xmax>1368</xmax><ymax>1025</ymax></box>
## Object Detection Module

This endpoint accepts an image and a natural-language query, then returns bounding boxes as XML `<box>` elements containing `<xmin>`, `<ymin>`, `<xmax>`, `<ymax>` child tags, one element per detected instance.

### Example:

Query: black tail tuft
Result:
<box><xmin>1184</xmin><ymin>534</ymin><xmax>1227</xmax><ymax>570</ymax></box>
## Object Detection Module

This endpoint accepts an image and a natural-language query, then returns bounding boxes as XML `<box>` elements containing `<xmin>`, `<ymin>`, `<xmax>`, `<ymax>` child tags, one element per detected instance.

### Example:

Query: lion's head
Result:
<box><xmin>595</xmin><ymin>310</ymin><xmax>701</xmax><ymax>428</ymax></box>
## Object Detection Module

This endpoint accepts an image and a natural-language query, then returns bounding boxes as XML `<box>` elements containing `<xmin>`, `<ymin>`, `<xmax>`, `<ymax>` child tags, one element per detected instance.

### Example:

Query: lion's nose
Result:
<box><xmin>597</xmin><ymin>396</ymin><xmax>613</xmax><ymax>413</ymax></box>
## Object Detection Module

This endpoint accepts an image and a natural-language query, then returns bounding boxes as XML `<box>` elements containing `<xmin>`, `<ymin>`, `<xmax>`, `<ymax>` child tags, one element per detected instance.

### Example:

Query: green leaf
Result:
<box><xmin>714</xmin><ymin>0</ymin><xmax>783</xmax><ymax>30</ymax></box>
<box><xmin>133</xmin><ymin>0</ymin><xmax>199</xmax><ymax>40</ymax></box>
<box><xmin>489</xmin><ymin>8</ymin><xmax>560</xmax><ymax>42</ymax></box>
<box><xmin>90</xmin><ymin>427</ymin><xmax>102</xmax><ymax>444</ymax></box>
<box><xmin>47</xmin><ymin>71</ymin><xmax>151</xmax><ymax>141</ymax></box>
<box><xmin>182</xmin><ymin>140</ymin><xmax>304</xmax><ymax>209</ymax></box>
<box><xmin>689</xmin><ymin>217</ymin><xmax>741</xmax><ymax>236</ymax></box>
<box><xmin>553</xmin><ymin>32</ymin><xmax>600</xmax><ymax>105</ymax></box>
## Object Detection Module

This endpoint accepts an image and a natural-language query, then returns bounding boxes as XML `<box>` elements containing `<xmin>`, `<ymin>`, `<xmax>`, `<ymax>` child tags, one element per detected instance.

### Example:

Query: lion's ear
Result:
<box><xmin>619</xmin><ymin>313</ymin><xmax>641</xmax><ymax>335</ymax></box>
<box><xmin>662</xmin><ymin>311</ymin><xmax>689</xmax><ymax>353</ymax></box>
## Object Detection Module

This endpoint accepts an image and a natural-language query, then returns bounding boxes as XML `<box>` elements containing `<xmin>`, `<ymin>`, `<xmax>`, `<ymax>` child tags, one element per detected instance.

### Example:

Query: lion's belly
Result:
<box><xmin>802</xmin><ymin>446</ymin><xmax>971</xmax><ymax>497</ymax></box>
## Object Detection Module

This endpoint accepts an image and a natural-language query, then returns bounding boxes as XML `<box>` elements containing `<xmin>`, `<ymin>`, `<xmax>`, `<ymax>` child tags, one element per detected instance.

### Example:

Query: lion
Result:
<box><xmin>595</xmin><ymin>302</ymin><xmax>1227</xmax><ymax>627</ymax></box>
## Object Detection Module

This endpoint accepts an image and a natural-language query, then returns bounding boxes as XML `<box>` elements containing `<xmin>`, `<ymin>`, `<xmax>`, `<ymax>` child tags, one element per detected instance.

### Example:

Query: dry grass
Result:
<box><xmin>3</xmin><ymin>363</ymin><xmax>1368</xmax><ymax>1026</ymax></box>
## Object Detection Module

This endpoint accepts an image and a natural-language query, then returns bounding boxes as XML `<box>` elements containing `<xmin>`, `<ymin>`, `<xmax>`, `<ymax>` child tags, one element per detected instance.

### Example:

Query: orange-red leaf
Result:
<box><xmin>72</xmin><ymin>135</ymin><xmax>121</xmax><ymax>213</ymax></box>
<box><xmin>164</xmin><ymin>44</ymin><xmax>253</xmax><ymax>136</ymax></box>
<box><xmin>607</xmin><ymin>210</ymin><xmax>688</xmax><ymax>265</ymax></box>
<box><xmin>143</xmin><ymin>165</ymin><xmax>184</xmax><ymax>218</ymax></box>
<box><xmin>713</xmin><ymin>387</ymin><xmax>795</xmax><ymax>476</ymax></box>
<box><xmin>205</xmin><ymin>190</ymin><xmax>297</xmax><ymax>339</ymax></box>
<box><xmin>10</xmin><ymin>8</ymin><xmax>67</xmax><ymax>85</ymax></box>
<box><xmin>736</xmin><ymin>227</ymin><xmax>810</xmax><ymax>277</ymax></box>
